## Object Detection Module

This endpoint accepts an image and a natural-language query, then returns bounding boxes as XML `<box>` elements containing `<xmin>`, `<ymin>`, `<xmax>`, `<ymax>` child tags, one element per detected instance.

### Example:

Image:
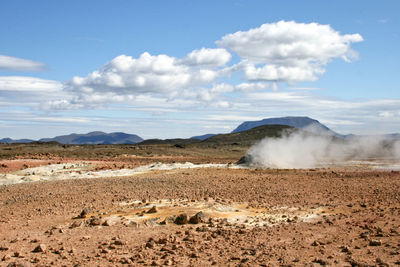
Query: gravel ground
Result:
<box><xmin>0</xmin><ymin>159</ymin><xmax>399</xmax><ymax>266</ymax></box>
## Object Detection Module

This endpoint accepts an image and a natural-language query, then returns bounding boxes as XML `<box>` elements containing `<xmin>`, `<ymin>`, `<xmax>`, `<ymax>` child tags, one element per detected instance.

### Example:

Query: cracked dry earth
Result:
<box><xmin>0</xmin><ymin>160</ymin><xmax>400</xmax><ymax>266</ymax></box>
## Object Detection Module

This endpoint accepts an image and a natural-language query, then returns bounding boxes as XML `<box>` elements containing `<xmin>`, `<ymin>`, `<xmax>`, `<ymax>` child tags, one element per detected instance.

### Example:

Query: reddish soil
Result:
<box><xmin>0</xmin><ymin>160</ymin><xmax>399</xmax><ymax>266</ymax></box>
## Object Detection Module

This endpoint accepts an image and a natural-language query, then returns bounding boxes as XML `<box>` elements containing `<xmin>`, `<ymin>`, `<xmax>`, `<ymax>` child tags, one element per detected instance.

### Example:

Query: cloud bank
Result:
<box><xmin>57</xmin><ymin>20</ymin><xmax>363</xmax><ymax>108</ymax></box>
<box><xmin>66</xmin><ymin>49</ymin><xmax>229</xmax><ymax>96</ymax></box>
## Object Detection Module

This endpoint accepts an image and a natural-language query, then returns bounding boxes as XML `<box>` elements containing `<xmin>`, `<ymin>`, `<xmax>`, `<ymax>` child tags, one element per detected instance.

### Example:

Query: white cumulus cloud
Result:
<box><xmin>0</xmin><ymin>55</ymin><xmax>46</xmax><ymax>71</ymax></box>
<box><xmin>180</xmin><ymin>48</ymin><xmax>231</xmax><ymax>66</ymax></box>
<box><xmin>217</xmin><ymin>20</ymin><xmax>363</xmax><ymax>82</ymax></box>
<box><xmin>67</xmin><ymin>51</ymin><xmax>229</xmax><ymax>97</ymax></box>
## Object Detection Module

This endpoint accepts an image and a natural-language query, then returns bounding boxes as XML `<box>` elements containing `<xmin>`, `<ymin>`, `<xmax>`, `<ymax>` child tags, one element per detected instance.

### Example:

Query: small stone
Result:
<box><xmin>2</xmin><ymin>254</ymin><xmax>11</xmax><ymax>261</ymax></box>
<box><xmin>102</xmin><ymin>220</ymin><xmax>114</xmax><ymax>226</ymax></box>
<box><xmin>147</xmin><ymin>206</ymin><xmax>157</xmax><ymax>213</ymax></box>
<box><xmin>114</xmin><ymin>240</ymin><xmax>126</xmax><ymax>246</ymax></box>
<box><xmin>369</xmin><ymin>240</ymin><xmax>382</xmax><ymax>246</ymax></box>
<box><xmin>88</xmin><ymin>217</ymin><xmax>102</xmax><ymax>226</ymax></box>
<box><xmin>119</xmin><ymin>257</ymin><xmax>130</xmax><ymax>264</ymax></box>
<box><xmin>164</xmin><ymin>259</ymin><xmax>173</xmax><ymax>266</ymax></box>
<box><xmin>70</xmin><ymin>221</ymin><xmax>82</xmax><ymax>229</ymax></box>
<box><xmin>146</xmin><ymin>239</ymin><xmax>155</xmax><ymax>249</ymax></box>
<box><xmin>32</xmin><ymin>244</ymin><xmax>46</xmax><ymax>253</ymax></box>
<box><xmin>174</xmin><ymin>214</ymin><xmax>188</xmax><ymax>225</ymax></box>
<box><xmin>156</xmin><ymin>238</ymin><xmax>167</xmax><ymax>245</ymax></box>
<box><xmin>6</xmin><ymin>262</ymin><xmax>31</xmax><ymax>267</ymax></box>
<box><xmin>313</xmin><ymin>258</ymin><xmax>328</xmax><ymax>266</ymax></box>
<box><xmin>189</xmin><ymin>211</ymin><xmax>206</xmax><ymax>224</ymax></box>
<box><xmin>79</xmin><ymin>208</ymin><xmax>91</xmax><ymax>218</ymax></box>
<box><xmin>190</xmin><ymin>253</ymin><xmax>199</xmax><ymax>258</ymax></box>
<box><xmin>340</xmin><ymin>246</ymin><xmax>351</xmax><ymax>254</ymax></box>
<box><xmin>311</xmin><ymin>240</ymin><xmax>320</xmax><ymax>246</ymax></box>
<box><xmin>81</xmin><ymin>236</ymin><xmax>91</xmax><ymax>241</ymax></box>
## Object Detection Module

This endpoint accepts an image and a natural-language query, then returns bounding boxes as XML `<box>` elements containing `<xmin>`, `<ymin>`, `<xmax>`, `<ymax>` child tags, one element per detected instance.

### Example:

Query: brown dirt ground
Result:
<box><xmin>0</xmin><ymin>158</ymin><xmax>399</xmax><ymax>266</ymax></box>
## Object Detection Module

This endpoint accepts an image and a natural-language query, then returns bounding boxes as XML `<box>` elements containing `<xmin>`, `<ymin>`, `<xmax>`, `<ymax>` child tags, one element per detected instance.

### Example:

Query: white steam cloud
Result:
<box><xmin>246</xmin><ymin>130</ymin><xmax>400</xmax><ymax>169</ymax></box>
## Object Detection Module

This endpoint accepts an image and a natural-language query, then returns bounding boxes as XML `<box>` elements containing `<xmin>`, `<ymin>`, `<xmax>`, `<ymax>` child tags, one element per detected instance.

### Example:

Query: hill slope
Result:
<box><xmin>203</xmin><ymin>124</ymin><xmax>296</xmax><ymax>145</ymax></box>
<box><xmin>190</xmin><ymin>134</ymin><xmax>217</xmax><ymax>141</ymax></box>
<box><xmin>138</xmin><ymin>138</ymin><xmax>200</xmax><ymax>145</ymax></box>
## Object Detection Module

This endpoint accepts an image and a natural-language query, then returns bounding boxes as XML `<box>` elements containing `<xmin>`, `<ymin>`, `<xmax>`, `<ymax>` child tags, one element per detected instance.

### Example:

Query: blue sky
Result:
<box><xmin>0</xmin><ymin>0</ymin><xmax>399</xmax><ymax>139</ymax></box>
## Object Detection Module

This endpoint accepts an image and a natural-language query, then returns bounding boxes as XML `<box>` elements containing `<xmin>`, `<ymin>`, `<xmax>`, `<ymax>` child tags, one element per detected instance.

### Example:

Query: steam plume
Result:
<box><xmin>245</xmin><ymin>128</ymin><xmax>400</xmax><ymax>169</ymax></box>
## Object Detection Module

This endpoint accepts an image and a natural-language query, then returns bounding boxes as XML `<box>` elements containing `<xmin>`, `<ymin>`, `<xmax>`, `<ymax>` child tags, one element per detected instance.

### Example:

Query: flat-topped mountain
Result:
<box><xmin>231</xmin><ymin>116</ymin><xmax>337</xmax><ymax>136</ymax></box>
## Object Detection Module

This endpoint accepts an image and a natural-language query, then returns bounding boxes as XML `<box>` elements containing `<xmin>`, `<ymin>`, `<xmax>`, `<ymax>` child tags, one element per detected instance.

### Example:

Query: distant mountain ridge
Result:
<box><xmin>0</xmin><ymin>138</ymin><xmax>34</xmax><ymax>144</ymax></box>
<box><xmin>39</xmin><ymin>131</ymin><xmax>143</xmax><ymax>144</ymax></box>
<box><xmin>0</xmin><ymin>132</ymin><xmax>143</xmax><ymax>145</ymax></box>
<box><xmin>2</xmin><ymin>117</ymin><xmax>399</xmax><ymax>145</ymax></box>
<box><xmin>232</xmin><ymin>116</ymin><xmax>338</xmax><ymax>136</ymax></box>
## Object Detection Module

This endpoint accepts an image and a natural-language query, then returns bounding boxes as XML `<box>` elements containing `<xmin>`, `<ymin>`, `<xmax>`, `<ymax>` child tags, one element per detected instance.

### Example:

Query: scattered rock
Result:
<box><xmin>102</xmin><ymin>219</ymin><xmax>114</xmax><ymax>226</ymax></box>
<box><xmin>79</xmin><ymin>208</ymin><xmax>91</xmax><ymax>218</ymax></box>
<box><xmin>88</xmin><ymin>217</ymin><xmax>102</xmax><ymax>226</ymax></box>
<box><xmin>190</xmin><ymin>253</ymin><xmax>199</xmax><ymax>258</ymax></box>
<box><xmin>174</xmin><ymin>144</ymin><xmax>185</xmax><ymax>149</ymax></box>
<box><xmin>340</xmin><ymin>246</ymin><xmax>351</xmax><ymax>254</ymax></box>
<box><xmin>236</xmin><ymin>155</ymin><xmax>253</xmax><ymax>165</ymax></box>
<box><xmin>80</xmin><ymin>236</ymin><xmax>91</xmax><ymax>241</ymax></box>
<box><xmin>32</xmin><ymin>244</ymin><xmax>46</xmax><ymax>253</ymax></box>
<box><xmin>311</xmin><ymin>240</ymin><xmax>320</xmax><ymax>246</ymax></box>
<box><xmin>313</xmin><ymin>258</ymin><xmax>328</xmax><ymax>265</ymax></box>
<box><xmin>174</xmin><ymin>214</ymin><xmax>189</xmax><ymax>225</ymax></box>
<box><xmin>6</xmin><ymin>262</ymin><xmax>31</xmax><ymax>267</ymax></box>
<box><xmin>114</xmin><ymin>240</ymin><xmax>126</xmax><ymax>246</ymax></box>
<box><xmin>70</xmin><ymin>221</ymin><xmax>82</xmax><ymax>229</ymax></box>
<box><xmin>146</xmin><ymin>239</ymin><xmax>156</xmax><ymax>249</ymax></box>
<box><xmin>164</xmin><ymin>259</ymin><xmax>173</xmax><ymax>266</ymax></box>
<box><xmin>189</xmin><ymin>211</ymin><xmax>206</xmax><ymax>224</ymax></box>
<box><xmin>119</xmin><ymin>257</ymin><xmax>130</xmax><ymax>264</ymax></box>
<box><xmin>2</xmin><ymin>254</ymin><xmax>11</xmax><ymax>261</ymax></box>
<box><xmin>369</xmin><ymin>240</ymin><xmax>382</xmax><ymax>246</ymax></box>
<box><xmin>147</xmin><ymin>206</ymin><xmax>157</xmax><ymax>214</ymax></box>
<box><xmin>376</xmin><ymin>258</ymin><xmax>389</xmax><ymax>266</ymax></box>
<box><xmin>360</xmin><ymin>231</ymin><xmax>371</xmax><ymax>239</ymax></box>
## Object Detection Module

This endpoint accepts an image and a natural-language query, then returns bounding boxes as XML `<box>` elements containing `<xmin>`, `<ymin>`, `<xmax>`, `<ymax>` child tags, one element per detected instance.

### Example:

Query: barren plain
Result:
<box><xmin>0</xmin><ymin>143</ymin><xmax>399</xmax><ymax>266</ymax></box>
